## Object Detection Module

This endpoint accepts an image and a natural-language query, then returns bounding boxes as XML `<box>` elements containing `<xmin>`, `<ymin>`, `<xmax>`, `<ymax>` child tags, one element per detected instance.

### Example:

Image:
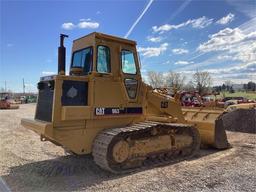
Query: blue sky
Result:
<box><xmin>1</xmin><ymin>0</ymin><xmax>255</xmax><ymax>92</ymax></box>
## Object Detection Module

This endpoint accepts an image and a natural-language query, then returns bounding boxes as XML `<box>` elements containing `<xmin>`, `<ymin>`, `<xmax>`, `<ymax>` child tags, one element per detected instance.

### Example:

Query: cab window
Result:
<box><xmin>124</xmin><ymin>78</ymin><xmax>138</xmax><ymax>99</ymax></box>
<box><xmin>97</xmin><ymin>45</ymin><xmax>111</xmax><ymax>73</ymax></box>
<box><xmin>71</xmin><ymin>47</ymin><xmax>93</xmax><ymax>74</ymax></box>
<box><xmin>121</xmin><ymin>50</ymin><xmax>136</xmax><ymax>74</ymax></box>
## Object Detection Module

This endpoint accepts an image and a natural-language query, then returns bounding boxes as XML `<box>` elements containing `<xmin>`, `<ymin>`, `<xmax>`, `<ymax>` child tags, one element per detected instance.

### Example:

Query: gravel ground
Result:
<box><xmin>0</xmin><ymin>104</ymin><xmax>255</xmax><ymax>192</ymax></box>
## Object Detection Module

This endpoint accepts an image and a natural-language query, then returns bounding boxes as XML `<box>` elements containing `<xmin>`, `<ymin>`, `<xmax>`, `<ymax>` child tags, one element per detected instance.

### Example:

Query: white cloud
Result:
<box><xmin>176</xmin><ymin>62</ymin><xmax>256</xmax><ymax>85</ymax></box>
<box><xmin>96</xmin><ymin>11</ymin><xmax>101</xmax><ymax>15</ymax></box>
<box><xmin>147</xmin><ymin>36</ymin><xmax>162</xmax><ymax>42</ymax></box>
<box><xmin>205</xmin><ymin>62</ymin><xmax>256</xmax><ymax>74</ymax></box>
<box><xmin>205</xmin><ymin>62</ymin><xmax>256</xmax><ymax>84</ymax></box>
<box><xmin>62</xmin><ymin>22</ymin><xmax>75</xmax><ymax>30</ymax></box>
<box><xmin>197</xmin><ymin>27</ymin><xmax>256</xmax><ymax>63</ymax></box>
<box><xmin>172</xmin><ymin>48</ymin><xmax>189</xmax><ymax>54</ymax></box>
<box><xmin>62</xmin><ymin>19</ymin><xmax>99</xmax><ymax>30</ymax></box>
<box><xmin>217</xmin><ymin>55</ymin><xmax>233</xmax><ymax>60</ymax></box>
<box><xmin>175</xmin><ymin>60</ymin><xmax>193</xmax><ymax>65</ymax></box>
<box><xmin>42</xmin><ymin>71</ymin><xmax>55</xmax><ymax>75</ymax></box>
<box><xmin>216</xmin><ymin>13</ymin><xmax>235</xmax><ymax>25</ymax></box>
<box><xmin>137</xmin><ymin>43</ymin><xmax>168</xmax><ymax>57</ymax></box>
<box><xmin>80</xmin><ymin>18</ymin><xmax>91</xmax><ymax>22</ymax></box>
<box><xmin>198</xmin><ymin>28</ymin><xmax>246</xmax><ymax>52</ymax></box>
<box><xmin>190</xmin><ymin>16</ymin><xmax>213</xmax><ymax>28</ymax></box>
<box><xmin>174</xmin><ymin>19</ymin><xmax>256</xmax><ymax>85</ymax></box>
<box><xmin>226</xmin><ymin>0</ymin><xmax>256</xmax><ymax>19</ymax></box>
<box><xmin>152</xmin><ymin>24</ymin><xmax>173</xmax><ymax>33</ymax></box>
<box><xmin>152</xmin><ymin>16</ymin><xmax>213</xmax><ymax>34</ymax></box>
<box><xmin>239</xmin><ymin>17</ymin><xmax>256</xmax><ymax>34</ymax></box>
<box><xmin>77</xmin><ymin>21</ymin><xmax>99</xmax><ymax>29</ymax></box>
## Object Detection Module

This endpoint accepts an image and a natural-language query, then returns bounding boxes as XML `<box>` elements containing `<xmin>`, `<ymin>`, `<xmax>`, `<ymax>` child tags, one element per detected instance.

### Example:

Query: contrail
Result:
<box><xmin>124</xmin><ymin>0</ymin><xmax>154</xmax><ymax>38</ymax></box>
<box><xmin>166</xmin><ymin>0</ymin><xmax>192</xmax><ymax>23</ymax></box>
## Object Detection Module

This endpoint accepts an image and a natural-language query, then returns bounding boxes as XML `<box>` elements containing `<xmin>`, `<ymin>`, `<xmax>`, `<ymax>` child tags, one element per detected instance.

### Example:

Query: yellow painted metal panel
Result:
<box><xmin>61</xmin><ymin>106</ymin><xmax>91</xmax><ymax>120</ymax></box>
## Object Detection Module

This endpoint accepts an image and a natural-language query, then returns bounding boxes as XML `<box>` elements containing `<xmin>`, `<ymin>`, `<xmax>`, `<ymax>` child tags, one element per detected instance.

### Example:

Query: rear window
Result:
<box><xmin>71</xmin><ymin>47</ymin><xmax>93</xmax><ymax>73</ymax></box>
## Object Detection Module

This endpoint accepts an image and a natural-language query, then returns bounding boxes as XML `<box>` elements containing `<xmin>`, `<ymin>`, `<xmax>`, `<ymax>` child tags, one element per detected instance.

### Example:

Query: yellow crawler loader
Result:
<box><xmin>21</xmin><ymin>33</ymin><xmax>229</xmax><ymax>173</ymax></box>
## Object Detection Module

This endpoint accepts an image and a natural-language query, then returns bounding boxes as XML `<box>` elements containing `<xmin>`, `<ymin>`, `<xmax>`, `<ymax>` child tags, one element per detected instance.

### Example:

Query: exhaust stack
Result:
<box><xmin>58</xmin><ymin>34</ymin><xmax>68</xmax><ymax>75</ymax></box>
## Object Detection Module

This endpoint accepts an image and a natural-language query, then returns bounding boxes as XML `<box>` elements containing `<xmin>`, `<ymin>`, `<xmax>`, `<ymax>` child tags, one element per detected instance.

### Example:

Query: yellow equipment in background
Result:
<box><xmin>21</xmin><ymin>33</ymin><xmax>229</xmax><ymax>173</ymax></box>
<box><xmin>225</xmin><ymin>103</ymin><xmax>256</xmax><ymax>112</ymax></box>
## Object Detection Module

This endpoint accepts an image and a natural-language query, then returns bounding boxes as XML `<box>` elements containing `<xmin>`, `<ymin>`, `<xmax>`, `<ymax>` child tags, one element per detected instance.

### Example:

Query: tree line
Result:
<box><xmin>147</xmin><ymin>70</ymin><xmax>212</xmax><ymax>95</ymax></box>
<box><xmin>147</xmin><ymin>71</ymin><xmax>255</xmax><ymax>95</ymax></box>
<box><xmin>213</xmin><ymin>81</ymin><xmax>256</xmax><ymax>93</ymax></box>
<box><xmin>243</xmin><ymin>82</ymin><xmax>256</xmax><ymax>91</ymax></box>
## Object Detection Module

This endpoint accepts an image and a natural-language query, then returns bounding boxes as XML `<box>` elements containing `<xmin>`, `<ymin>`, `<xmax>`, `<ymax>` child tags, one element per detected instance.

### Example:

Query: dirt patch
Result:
<box><xmin>0</xmin><ymin>104</ymin><xmax>256</xmax><ymax>192</ymax></box>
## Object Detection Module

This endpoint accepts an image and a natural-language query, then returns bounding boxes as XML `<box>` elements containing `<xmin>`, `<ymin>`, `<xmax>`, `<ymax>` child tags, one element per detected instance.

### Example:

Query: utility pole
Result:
<box><xmin>23</xmin><ymin>78</ymin><xmax>25</xmax><ymax>94</ymax></box>
<box><xmin>4</xmin><ymin>81</ymin><xmax>7</xmax><ymax>92</ymax></box>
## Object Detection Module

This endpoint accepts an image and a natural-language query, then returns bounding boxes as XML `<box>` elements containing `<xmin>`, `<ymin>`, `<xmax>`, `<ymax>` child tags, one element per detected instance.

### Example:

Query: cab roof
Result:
<box><xmin>73</xmin><ymin>32</ymin><xmax>137</xmax><ymax>46</ymax></box>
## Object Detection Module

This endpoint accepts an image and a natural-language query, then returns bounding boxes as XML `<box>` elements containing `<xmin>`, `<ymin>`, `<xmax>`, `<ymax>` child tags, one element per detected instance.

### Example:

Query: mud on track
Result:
<box><xmin>0</xmin><ymin>104</ymin><xmax>255</xmax><ymax>192</ymax></box>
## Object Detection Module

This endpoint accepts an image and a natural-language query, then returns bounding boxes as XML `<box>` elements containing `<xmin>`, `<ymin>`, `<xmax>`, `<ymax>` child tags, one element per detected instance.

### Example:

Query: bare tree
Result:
<box><xmin>224</xmin><ymin>80</ymin><xmax>233</xmax><ymax>87</ymax></box>
<box><xmin>224</xmin><ymin>80</ymin><xmax>233</xmax><ymax>92</ymax></box>
<box><xmin>193</xmin><ymin>70</ymin><xmax>212</xmax><ymax>95</ymax></box>
<box><xmin>165</xmin><ymin>71</ymin><xmax>186</xmax><ymax>92</ymax></box>
<box><xmin>147</xmin><ymin>71</ymin><xmax>165</xmax><ymax>88</ymax></box>
<box><xmin>184</xmin><ymin>81</ymin><xmax>195</xmax><ymax>92</ymax></box>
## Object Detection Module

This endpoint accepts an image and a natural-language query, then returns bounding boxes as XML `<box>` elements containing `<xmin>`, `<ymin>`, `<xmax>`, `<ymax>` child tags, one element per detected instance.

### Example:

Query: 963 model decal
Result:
<box><xmin>95</xmin><ymin>107</ymin><xmax>143</xmax><ymax>116</ymax></box>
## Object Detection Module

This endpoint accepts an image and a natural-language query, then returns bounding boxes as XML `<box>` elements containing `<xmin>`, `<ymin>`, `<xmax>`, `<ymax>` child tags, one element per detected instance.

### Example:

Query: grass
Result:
<box><xmin>218</xmin><ymin>91</ymin><xmax>256</xmax><ymax>100</ymax></box>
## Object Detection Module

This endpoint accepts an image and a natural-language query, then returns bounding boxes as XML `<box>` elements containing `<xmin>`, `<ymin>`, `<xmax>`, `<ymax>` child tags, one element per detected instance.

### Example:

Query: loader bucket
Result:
<box><xmin>182</xmin><ymin>108</ymin><xmax>229</xmax><ymax>149</ymax></box>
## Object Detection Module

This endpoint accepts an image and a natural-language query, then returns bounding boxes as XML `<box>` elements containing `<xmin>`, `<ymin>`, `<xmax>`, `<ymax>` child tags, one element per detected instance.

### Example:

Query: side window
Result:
<box><xmin>97</xmin><ymin>45</ymin><xmax>110</xmax><ymax>73</ymax></box>
<box><xmin>121</xmin><ymin>50</ymin><xmax>137</xmax><ymax>74</ymax></box>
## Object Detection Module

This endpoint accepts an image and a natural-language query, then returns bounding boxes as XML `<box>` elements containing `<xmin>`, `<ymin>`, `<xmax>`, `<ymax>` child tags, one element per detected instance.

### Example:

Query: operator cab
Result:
<box><xmin>68</xmin><ymin>32</ymin><xmax>140</xmax><ymax>78</ymax></box>
<box><xmin>66</xmin><ymin>32</ymin><xmax>141</xmax><ymax>101</ymax></box>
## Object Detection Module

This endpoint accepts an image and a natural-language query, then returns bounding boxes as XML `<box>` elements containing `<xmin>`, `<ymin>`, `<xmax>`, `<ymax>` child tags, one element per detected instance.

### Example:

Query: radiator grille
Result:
<box><xmin>35</xmin><ymin>81</ymin><xmax>54</xmax><ymax>122</ymax></box>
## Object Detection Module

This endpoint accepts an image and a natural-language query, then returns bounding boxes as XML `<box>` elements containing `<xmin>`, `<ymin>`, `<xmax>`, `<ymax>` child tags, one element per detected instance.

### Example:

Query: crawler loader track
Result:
<box><xmin>92</xmin><ymin>121</ymin><xmax>200</xmax><ymax>173</ymax></box>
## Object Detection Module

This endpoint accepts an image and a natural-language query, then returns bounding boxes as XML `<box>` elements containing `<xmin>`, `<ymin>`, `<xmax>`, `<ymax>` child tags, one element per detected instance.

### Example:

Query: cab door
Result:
<box><xmin>93</xmin><ymin>44</ymin><xmax>126</xmax><ymax>108</ymax></box>
<box><xmin>120</xmin><ymin>49</ymin><xmax>141</xmax><ymax>103</ymax></box>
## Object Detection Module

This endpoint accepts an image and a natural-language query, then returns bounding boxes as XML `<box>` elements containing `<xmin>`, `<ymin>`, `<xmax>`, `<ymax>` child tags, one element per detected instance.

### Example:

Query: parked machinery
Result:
<box><xmin>21</xmin><ymin>33</ymin><xmax>229</xmax><ymax>173</ymax></box>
